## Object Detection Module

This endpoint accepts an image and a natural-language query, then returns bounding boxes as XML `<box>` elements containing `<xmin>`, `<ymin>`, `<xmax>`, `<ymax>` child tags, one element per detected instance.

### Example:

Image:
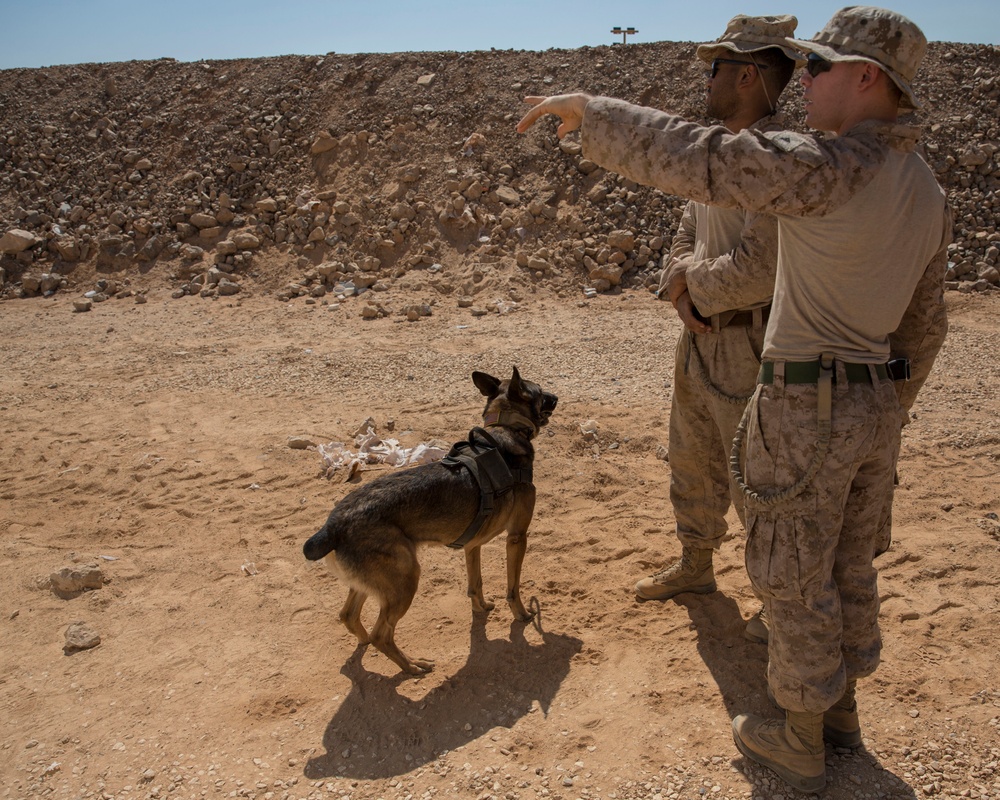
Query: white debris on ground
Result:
<box><xmin>317</xmin><ymin>427</ymin><xmax>448</xmax><ymax>481</ymax></box>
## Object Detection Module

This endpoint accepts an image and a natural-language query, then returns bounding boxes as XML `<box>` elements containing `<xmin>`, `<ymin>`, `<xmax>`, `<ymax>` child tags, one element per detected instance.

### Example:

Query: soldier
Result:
<box><xmin>634</xmin><ymin>17</ymin><xmax>804</xmax><ymax>652</ymax></box>
<box><xmin>517</xmin><ymin>6</ymin><xmax>950</xmax><ymax>793</ymax></box>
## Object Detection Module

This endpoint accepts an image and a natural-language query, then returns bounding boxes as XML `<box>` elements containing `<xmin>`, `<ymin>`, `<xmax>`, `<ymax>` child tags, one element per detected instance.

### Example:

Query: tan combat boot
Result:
<box><xmin>634</xmin><ymin>546</ymin><xmax>715</xmax><ymax>601</ymax></box>
<box><xmin>824</xmin><ymin>680</ymin><xmax>862</xmax><ymax>748</ymax></box>
<box><xmin>744</xmin><ymin>605</ymin><xmax>769</xmax><ymax>643</ymax></box>
<box><xmin>732</xmin><ymin>710</ymin><xmax>826</xmax><ymax>793</ymax></box>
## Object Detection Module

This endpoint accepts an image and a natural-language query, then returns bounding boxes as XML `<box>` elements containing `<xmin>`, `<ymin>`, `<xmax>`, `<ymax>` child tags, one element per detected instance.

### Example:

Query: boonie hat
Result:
<box><xmin>696</xmin><ymin>14</ymin><xmax>806</xmax><ymax>67</ymax></box>
<box><xmin>789</xmin><ymin>5</ymin><xmax>926</xmax><ymax>109</ymax></box>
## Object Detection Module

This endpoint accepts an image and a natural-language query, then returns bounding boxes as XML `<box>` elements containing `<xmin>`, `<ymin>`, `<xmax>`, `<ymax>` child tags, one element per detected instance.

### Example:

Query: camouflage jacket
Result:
<box><xmin>582</xmin><ymin>97</ymin><xmax>950</xmax><ymax>394</ymax></box>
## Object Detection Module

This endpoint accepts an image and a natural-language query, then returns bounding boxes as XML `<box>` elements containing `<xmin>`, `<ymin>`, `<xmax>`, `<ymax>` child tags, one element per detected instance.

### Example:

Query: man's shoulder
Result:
<box><xmin>754</xmin><ymin>129</ymin><xmax>829</xmax><ymax>168</ymax></box>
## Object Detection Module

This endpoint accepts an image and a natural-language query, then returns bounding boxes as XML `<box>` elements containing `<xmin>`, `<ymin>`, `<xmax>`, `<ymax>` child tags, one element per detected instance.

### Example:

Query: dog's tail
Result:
<box><xmin>303</xmin><ymin>523</ymin><xmax>337</xmax><ymax>561</ymax></box>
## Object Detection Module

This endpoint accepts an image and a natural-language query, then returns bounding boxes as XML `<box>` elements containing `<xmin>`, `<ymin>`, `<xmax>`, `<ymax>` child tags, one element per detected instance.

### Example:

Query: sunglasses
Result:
<box><xmin>805</xmin><ymin>53</ymin><xmax>833</xmax><ymax>78</ymax></box>
<box><xmin>706</xmin><ymin>57</ymin><xmax>770</xmax><ymax>79</ymax></box>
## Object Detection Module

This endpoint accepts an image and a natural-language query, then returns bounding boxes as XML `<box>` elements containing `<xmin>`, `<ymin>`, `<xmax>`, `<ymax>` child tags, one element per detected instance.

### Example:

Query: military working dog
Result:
<box><xmin>303</xmin><ymin>367</ymin><xmax>557</xmax><ymax>675</ymax></box>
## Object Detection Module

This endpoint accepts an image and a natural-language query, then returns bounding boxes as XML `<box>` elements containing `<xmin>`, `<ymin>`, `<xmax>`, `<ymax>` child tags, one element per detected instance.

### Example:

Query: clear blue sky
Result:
<box><xmin>1</xmin><ymin>0</ymin><xmax>995</xmax><ymax>70</ymax></box>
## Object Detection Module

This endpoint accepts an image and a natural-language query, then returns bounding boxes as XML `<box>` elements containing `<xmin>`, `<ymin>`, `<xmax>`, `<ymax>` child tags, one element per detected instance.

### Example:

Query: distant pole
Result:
<box><xmin>610</xmin><ymin>26</ymin><xmax>639</xmax><ymax>44</ymax></box>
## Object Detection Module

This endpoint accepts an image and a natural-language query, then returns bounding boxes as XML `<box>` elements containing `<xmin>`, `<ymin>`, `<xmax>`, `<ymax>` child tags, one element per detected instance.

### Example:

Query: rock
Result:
<box><xmin>232</xmin><ymin>231</ymin><xmax>261</xmax><ymax>250</ymax></box>
<box><xmin>217</xmin><ymin>278</ymin><xmax>241</xmax><ymax>296</ymax></box>
<box><xmin>189</xmin><ymin>212</ymin><xmax>218</xmax><ymax>229</ymax></box>
<box><xmin>496</xmin><ymin>187</ymin><xmax>520</xmax><ymax>206</ymax></box>
<box><xmin>0</xmin><ymin>229</ymin><xmax>42</xmax><ymax>254</ymax></box>
<box><xmin>52</xmin><ymin>235</ymin><xmax>82</xmax><ymax>261</ymax></box>
<box><xmin>63</xmin><ymin>622</ymin><xmax>101</xmax><ymax>654</ymax></box>
<box><xmin>21</xmin><ymin>274</ymin><xmax>42</xmax><ymax>295</ymax></box>
<box><xmin>255</xmin><ymin>198</ymin><xmax>278</xmax><ymax>213</ymax></box>
<box><xmin>50</xmin><ymin>564</ymin><xmax>105</xmax><ymax>598</ymax></box>
<box><xmin>180</xmin><ymin>244</ymin><xmax>205</xmax><ymax>261</ymax></box>
<box><xmin>310</xmin><ymin>132</ymin><xmax>338</xmax><ymax>154</ymax></box>
<box><xmin>607</xmin><ymin>230</ymin><xmax>636</xmax><ymax>252</ymax></box>
<box><xmin>979</xmin><ymin>266</ymin><xmax>999</xmax><ymax>285</ymax></box>
<box><xmin>73</xmin><ymin>299</ymin><xmax>93</xmax><ymax>313</ymax></box>
<box><xmin>135</xmin><ymin>235</ymin><xmax>166</xmax><ymax>262</ymax></box>
<box><xmin>288</xmin><ymin>435</ymin><xmax>318</xmax><ymax>449</ymax></box>
<box><xmin>416</xmin><ymin>74</ymin><xmax>436</xmax><ymax>87</ymax></box>
<box><xmin>590</xmin><ymin>263</ymin><xmax>624</xmax><ymax>286</ymax></box>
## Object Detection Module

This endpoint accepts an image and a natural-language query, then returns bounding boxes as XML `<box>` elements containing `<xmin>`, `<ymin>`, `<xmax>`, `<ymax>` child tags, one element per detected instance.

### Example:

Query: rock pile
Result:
<box><xmin>1</xmin><ymin>41</ymin><xmax>997</xmax><ymax>304</ymax></box>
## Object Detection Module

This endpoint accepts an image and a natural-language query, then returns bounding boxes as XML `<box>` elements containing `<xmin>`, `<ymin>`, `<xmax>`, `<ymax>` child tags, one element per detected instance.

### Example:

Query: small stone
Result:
<box><xmin>50</xmin><ymin>565</ymin><xmax>104</xmax><ymax>598</ymax></box>
<box><xmin>64</xmin><ymin>622</ymin><xmax>101</xmax><ymax>654</ymax></box>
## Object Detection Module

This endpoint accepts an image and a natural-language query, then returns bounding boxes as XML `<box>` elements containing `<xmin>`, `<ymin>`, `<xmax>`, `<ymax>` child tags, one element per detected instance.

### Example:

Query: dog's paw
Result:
<box><xmin>404</xmin><ymin>659</ymin><xmax>435</xmax><ymax>675</ymax></box>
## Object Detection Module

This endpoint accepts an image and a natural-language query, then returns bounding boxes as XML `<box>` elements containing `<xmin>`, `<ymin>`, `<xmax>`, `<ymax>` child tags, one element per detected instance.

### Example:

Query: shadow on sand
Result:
<box><xmin>680</xmin><ymin>591</ymin><xmax>917</xmax><ymax>798</ymax></box>
<box><xmin>304</xmin><ymin>601</ymin><xmax>582</xmax><ymax>780</ymax></box>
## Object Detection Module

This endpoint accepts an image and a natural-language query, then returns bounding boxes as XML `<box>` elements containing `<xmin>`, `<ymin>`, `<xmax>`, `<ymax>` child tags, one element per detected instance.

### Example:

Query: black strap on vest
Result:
<box><xmin>440</xmin><ymin>427</ymin><xmax>533</xmax><ymax>549</ymax></box>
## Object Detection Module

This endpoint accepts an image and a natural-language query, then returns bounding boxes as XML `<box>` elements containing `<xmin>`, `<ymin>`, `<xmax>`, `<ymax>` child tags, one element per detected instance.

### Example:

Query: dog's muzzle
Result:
<box><xmin>540</xmin><ymin>392</ymin><xmax>558</xmax><ymax>424</ymax></box>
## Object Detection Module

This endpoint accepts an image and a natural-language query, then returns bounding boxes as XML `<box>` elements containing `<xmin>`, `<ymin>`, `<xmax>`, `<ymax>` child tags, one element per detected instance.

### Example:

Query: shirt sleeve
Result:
<box><xmin>581</xmin><ymin>97</ymin><xmax>880</xmax><ymax>218</ymax></box>
<box><xmin>684</xmin><ymin>209</ymin><xmax>778</xmax><ymax>316</ymax></box>
<box><xmin>667</xmin><ymin>202</ymin><xmax>696</xmax><ymax>264</ymax></box>
<box><xmin>655</xmin><ymin>202</ymin><xmax>697</xmax><ymax>300</ymax></box>
<box><xmin>888</xmin><ymin>204</ymin><xmax>953</xmax><ymax>417</ymax></box>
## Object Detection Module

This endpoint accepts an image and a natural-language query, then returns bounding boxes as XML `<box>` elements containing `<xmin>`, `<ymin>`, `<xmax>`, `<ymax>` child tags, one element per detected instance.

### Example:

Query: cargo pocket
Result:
<box><xmin>741</xmin><ymin>388</ymin><xmax>777</xmax><ymax>490</ymax></box>
<box><xmin>745</xmin><ymin>511</ymin><xmax>827</xmax><ymax>602</ymax></box>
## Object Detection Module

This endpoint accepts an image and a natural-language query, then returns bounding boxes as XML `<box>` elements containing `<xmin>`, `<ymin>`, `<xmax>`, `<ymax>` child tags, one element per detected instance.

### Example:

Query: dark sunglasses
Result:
<box><xmin>706</xmin><ymin>57</ymin><xmax>770</xmax><ymax>79</ymax></box>
<box><xmin>805</xmin><ymin>53</ymin><xmax>833</xmax><ymax>77</ymax></box>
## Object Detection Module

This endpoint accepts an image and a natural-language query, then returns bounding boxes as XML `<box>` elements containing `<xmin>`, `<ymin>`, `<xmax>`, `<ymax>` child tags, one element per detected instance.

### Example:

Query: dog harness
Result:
<box><xmin>440</xmin><ymin>426</ymin><xmax>533</xmax><ymax>549</ymax></box>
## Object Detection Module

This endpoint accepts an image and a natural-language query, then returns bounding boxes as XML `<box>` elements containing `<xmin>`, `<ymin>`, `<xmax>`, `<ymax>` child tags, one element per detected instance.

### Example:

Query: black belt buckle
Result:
<box><xmin>887</xmin><ymin>358</ymin><xmax>911</xmax><ymax>381</ymax></box>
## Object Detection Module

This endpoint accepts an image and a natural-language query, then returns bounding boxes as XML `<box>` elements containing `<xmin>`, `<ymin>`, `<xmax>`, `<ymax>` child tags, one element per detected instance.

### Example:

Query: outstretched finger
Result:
<box><xmin>516</xmin><ymin>102</ymin><xmax>548</xmax><ymax>134</ymax></box>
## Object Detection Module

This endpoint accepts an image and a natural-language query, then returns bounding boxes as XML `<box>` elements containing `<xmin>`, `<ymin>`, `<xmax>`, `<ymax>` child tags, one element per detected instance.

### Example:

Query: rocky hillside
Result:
<box><xmin>1</xmin><ymin>41</ymin><xmax>997</xmax><ymax>308</ymax></box>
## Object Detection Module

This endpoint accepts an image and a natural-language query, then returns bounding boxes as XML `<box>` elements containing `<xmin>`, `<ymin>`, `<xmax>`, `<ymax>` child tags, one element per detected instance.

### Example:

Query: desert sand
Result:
<box><xmin>2</xmin><ymin>286</ymin><xmax>999</xmax><ymax>800</ymax></box>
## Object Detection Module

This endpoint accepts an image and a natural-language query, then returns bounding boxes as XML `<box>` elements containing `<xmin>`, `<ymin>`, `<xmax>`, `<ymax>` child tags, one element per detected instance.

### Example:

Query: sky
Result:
<box><xmin>0</xmin><ymin>0</ymin><xmax>996</xmax><ymax>71</ymax></box>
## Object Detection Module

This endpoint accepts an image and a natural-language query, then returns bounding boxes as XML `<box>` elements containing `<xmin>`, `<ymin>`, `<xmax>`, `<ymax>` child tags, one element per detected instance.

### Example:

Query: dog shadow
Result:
<box><xmin>304</xmin><ymin>603</ymin><xmax>583</xmax><ymax>780</ymax></box>
<box><xmin>679</xmin><ymin>593</ymin><xmax>918</xmax><ymax>798</ymax></box>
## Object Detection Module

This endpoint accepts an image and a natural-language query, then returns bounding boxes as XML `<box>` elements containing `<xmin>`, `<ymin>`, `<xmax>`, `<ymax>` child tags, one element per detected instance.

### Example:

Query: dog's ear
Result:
<box><xmin>507</xmin><ymin>366</ymin><xmax>526</xmax><ymax>401</ymax></box>
<box><xmin>472</xmin><ymin>371</ymin><xmax>501</xmax><ymax>398</ymax></box>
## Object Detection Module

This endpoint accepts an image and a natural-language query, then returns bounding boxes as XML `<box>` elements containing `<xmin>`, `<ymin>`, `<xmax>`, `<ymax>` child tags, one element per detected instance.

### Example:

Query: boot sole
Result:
<box><xmin>732</xmin><ymin>730</ymin><xmax>826</xmax><ymax>794</ymax></box>
<box><xmin>634</xmin><ymin>581</ymin><xmax>717</xmax><ymax>602</ymax></box>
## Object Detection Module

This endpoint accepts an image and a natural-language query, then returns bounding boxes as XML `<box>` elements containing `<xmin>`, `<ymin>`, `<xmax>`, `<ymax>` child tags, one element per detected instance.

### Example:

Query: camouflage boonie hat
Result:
<box><xmin>696</xmin><ymin>14</ymin><xmax>806</xmax><ymax>67</ymax></box>
<box><xmin>789</xmin><ymin>6</ymin><xmax>926</xmax><ymax>109</ymax></box>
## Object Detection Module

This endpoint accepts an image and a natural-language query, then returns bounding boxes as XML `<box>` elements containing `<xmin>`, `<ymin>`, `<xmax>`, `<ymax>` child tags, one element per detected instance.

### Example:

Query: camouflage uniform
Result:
<box><xmin>581</xmin><ymin>98</ymin><xmax>950</xmax><ymax>711</ymax></box>
<box><xmin>662</xmin><ymin>116</ymin><xmax>785</xmax><ymax>551</ymax></box>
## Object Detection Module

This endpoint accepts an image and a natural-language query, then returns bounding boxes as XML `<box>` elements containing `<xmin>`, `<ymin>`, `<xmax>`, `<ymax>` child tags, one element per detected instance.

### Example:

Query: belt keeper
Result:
<box><xmin>818</xmin><ymin>352</ymin><xmax>834</xmax><ymax>429</ymax></box>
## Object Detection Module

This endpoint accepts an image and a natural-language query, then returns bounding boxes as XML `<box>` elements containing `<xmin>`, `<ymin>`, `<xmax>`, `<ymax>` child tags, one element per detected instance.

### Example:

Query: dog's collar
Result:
<box><xmin>483</xmin><ymin>409</ymin><xmax>538</xmax><ymax>438</ymax></box>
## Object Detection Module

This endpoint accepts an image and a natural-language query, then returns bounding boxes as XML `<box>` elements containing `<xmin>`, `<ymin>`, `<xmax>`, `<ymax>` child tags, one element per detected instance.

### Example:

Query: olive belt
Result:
<box><xmin>759</xmin><ymin>360</ymin><xmax>889</xmax><ymax>385</ymax></box>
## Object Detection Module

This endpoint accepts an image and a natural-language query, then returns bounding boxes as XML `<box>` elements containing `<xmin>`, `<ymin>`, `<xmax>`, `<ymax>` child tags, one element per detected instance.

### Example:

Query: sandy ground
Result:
<box><xmin>1</xmin><ymin>287</ymin><xmax>999</xmax><ymax>800</ymax></box>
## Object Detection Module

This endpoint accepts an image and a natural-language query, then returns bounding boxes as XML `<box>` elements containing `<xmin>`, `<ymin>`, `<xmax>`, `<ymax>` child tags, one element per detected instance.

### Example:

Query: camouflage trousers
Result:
<box><xmin>670</xmin><ymin>325</ymin><xmax>764</xmax><ymax>549</ymax></box>
<box><xmin>740</xmin><ymin>364</ymin><xmax>901</xmax><ymax>713</ymax></box>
